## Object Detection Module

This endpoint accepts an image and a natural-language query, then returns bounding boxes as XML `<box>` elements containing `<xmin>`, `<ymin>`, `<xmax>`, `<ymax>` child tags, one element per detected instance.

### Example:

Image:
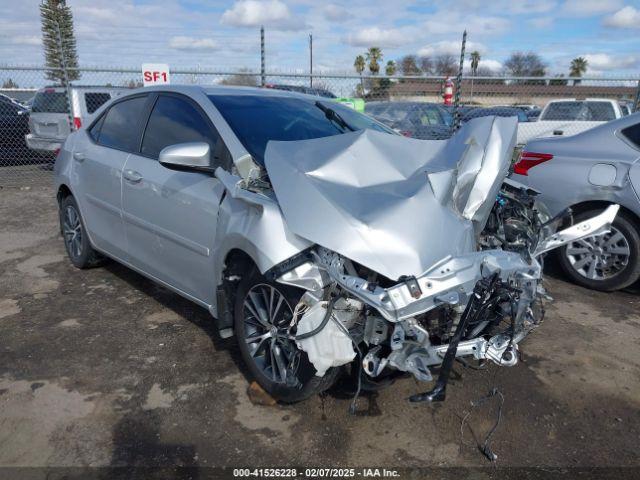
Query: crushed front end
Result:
<box><xmin>254</xmin><ymin>116</ymin><xmax>620</xmax><ymax>402</ymax></box>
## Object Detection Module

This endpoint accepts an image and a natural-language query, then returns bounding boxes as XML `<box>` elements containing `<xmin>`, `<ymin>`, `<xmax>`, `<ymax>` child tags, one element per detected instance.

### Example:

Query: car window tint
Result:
<box><xmin>97</xmin><ymin>96</ymin><xmax>147</xmax><ymax>152</ymax></box>
<box><xmin>142</xmin><ymin>95</ymin><xmax>218</xmax><ymax>160</ymax></box>
<box><xmin>89</xmin><ymin>114</ymin><xmax>105</xmax><ymax>142</ymax></box>
<box><xmin>0</xmin><ymin>101</ymin><xmax>17</xmax><ymax>114</ymax></box>
<box><xmin>587</xmin><ymin>102</ymin><xmax>616</xmax><ymax>121</ymax></box>
<box><xmin>85</xmin><ymin>93</ymin><xmax>111</xmax><ymax>114</ymax></box>
<box><xmin>32</xmin><ymin>91</ymin><xmax>69</xmax><ymax>113</ymax></box>
<box><xmin>621</xmin><ymin>123</ymin><xmax>640</xmax><ymax>149</ymax></box>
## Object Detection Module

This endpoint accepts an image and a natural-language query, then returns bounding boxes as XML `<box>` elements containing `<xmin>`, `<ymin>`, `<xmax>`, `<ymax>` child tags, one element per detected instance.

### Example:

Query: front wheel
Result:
<box><xmin>233</xmin><ymin>269</ymin><xmax>339</xmax><ymax>403</ymax></box>
<box><xmin>557</xmin><ymin>209</ymin><xmax>640</xmax><ymax>291</ymax></box>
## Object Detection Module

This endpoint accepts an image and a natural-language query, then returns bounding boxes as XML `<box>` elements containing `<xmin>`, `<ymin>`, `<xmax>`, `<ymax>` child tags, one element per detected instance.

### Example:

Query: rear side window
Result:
<box><xmin>621</xmin><ymin>123</ymin><xmax>640</xmax><ymax>149</ymax></box>
<box><xmin>141</xmin><ymin>95</ymin><xmax>218</xmax><ymax>159</ymax></box>
<box><xmin>32</xmin><ymin>91</ymin><xmax>69</xmax><ymax>113</ymax></box>
<box><xmin>97</xmin><ymin>96</ymin><xmax>147</xmax><ymax>152</ymax></box>
<box><xmin>85</xmin><ymin>93</ymin><xmax>111</xmax><ymax>114</ymax></box>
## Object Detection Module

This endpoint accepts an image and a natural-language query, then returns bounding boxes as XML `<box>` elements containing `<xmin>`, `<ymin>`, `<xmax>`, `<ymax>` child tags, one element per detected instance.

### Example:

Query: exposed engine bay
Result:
<box><xmin>218</xmin><ymin>116</ymin><xmax>619</xmax><ymax>403</ymax></box>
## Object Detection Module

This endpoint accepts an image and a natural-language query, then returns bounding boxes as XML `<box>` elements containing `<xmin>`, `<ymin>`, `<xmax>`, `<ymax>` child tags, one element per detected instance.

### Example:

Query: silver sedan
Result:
<box><xmin>514</xmin><ymin>112</ymin><xmax>640</xmax><ymax>291</ymax></box>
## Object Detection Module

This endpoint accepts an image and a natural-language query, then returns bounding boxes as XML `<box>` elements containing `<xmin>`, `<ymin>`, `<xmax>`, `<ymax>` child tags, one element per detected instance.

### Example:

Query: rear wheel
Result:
<box><xmin>234</xmin><ymin>269</ymin><xmax>339</xmax><ymax>403</ymax></box>
<box><xmin>59</xmin><ymin>195</ymin><xmax>103</xmax><ymax>269</ymax></box>
<box><xmin>558</xmin><ymin>209</ymin><xmax>640</xmax><ymax>291</ymax></box>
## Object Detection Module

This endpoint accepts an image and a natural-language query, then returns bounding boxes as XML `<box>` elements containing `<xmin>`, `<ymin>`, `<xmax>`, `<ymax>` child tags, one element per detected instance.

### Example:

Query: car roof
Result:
<box><xmin>128</xmin><ymin>84</ymin><xmax>324</xmax><ymax>100</ymax></box>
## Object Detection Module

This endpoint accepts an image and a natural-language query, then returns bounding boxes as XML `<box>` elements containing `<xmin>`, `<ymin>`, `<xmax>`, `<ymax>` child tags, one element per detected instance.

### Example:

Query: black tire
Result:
<box><xmin>234</xmin><ymin>268</ymin><xmax>339</xmax><ymax>403</ymax></box>
<box><xmin>59</xmin><ymin>195</ymin><xmax>103</xmax><ymax>269</ymax></box>
<box><xmin>557</xmin><ymin>209</ymin><xmax>640</xmax><ymax>291</ymax></box>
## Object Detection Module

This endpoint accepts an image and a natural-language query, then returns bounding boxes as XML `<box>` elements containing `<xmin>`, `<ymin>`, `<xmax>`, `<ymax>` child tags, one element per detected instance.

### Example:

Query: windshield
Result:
<box><xmin>32</xmin><ymin>90</ymin><xmax>69</xmax><ymax>113</ymax></box>
<box><xmin>209</xmin><ymin>94</ymin><xmax>394</xmax><ymax>164</ymax></box>
<box><xmin>541</xmin><ymin>101</ymin><xmax>616</xmax><ymax>121</ymax></box>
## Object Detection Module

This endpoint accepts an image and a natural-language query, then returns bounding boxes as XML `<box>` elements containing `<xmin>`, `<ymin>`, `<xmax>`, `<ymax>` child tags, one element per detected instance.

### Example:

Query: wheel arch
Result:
<box><xmin>568</xmin><ymin>200</ymin><xmax>640</xmax><ymax>229</ymax></box>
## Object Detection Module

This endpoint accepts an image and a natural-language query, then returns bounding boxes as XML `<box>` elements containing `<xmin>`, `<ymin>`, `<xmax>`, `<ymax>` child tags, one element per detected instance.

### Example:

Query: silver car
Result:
<box><xmin>514</xmin><ymin>113</ymin><xmax>640</xmax><ymax>291</ymax></box>
<box><xmin>54</xmin><ymin>85</ymin><xmax>614</xmax><ymax>403</ymax></box>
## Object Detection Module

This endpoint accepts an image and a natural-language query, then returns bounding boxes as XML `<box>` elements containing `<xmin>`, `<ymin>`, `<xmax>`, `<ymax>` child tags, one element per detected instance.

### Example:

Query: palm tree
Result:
<box><xmin>366</xmin><ymin>47</ymin><xmax>383</xmax><ymax>75</ymax></box>
<box><xmin>570</xmin><ymin>57</ymin><xmax>588</xmax><ymax>85</ymax></box>
<box><xmin>470</xmin><ymin>51</ymin><xmax>481</xmax><ymax>102</ymax></box>
<box><xmin>354</xmin><ymin>55</ymin><xmax>366</xmax><ymax>95</ymax></box>
<box><xmin>470</xmin><ymin>51</ymin><xmax>481</xmax><ymax>75</ymax></box>
<box><xmin>385</xmin><ymin>60</ymin><xmax>396</xmax><ymax>76</ymax></box>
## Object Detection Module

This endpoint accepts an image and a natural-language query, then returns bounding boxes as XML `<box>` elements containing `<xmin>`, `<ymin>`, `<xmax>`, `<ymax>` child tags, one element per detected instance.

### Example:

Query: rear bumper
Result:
<box><xmin>25</xmin><ymin>134</ymin><xmax>62</xmax><ymax>153</ymax></box>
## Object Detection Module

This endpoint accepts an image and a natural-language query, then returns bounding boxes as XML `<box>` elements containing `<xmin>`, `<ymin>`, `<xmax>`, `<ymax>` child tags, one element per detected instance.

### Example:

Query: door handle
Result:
<box><xmin>123</xmin><ymin>169</ymin><xmax>143</xmax><ymax>183</ymax></box>
<box><xmin>73</xmin><ymin>151</ymin><xmax>85</xmax><ymax>162</ymax></box>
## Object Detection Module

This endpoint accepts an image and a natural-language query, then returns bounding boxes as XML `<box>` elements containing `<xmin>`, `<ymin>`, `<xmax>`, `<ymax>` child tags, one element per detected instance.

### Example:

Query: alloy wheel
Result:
<box><xmin>241</xmin><ymin>284</ymin><xmax>301</xmax><ymax>385</ymax></box>
<box><xmin>565</xmin><ymin>227</ymin><xmax>630</xmax><ymax>281</ymax></box>
<box><xmin>63</xmin><ymin>205</ymin><xmax>83</xmax><ymax>259</ymax></box>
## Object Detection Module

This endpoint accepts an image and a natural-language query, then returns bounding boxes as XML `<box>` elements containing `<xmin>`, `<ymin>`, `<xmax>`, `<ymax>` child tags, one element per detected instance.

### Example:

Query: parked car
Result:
<box><xmin>517</xmin><ymin>98</ymin><xmax>625</xmax><ymax>145</ymax></box>
<box><xmin>461</xmin><ymin>107</ymin><xmax>530</xmax><ymax>123</ymax></box>
<box><xmin>513</xmin><ymin>112</ymin><xmax>640</xmax><ymax>291</ymax></box>
<box><xmin>0</xmin><ymin>97</ymin><xmax>31</xmax><ymax>164</ymax></box>
<box><xmin>26</xmin><ymin>86</ymin><xmax>126</xmax><ymax>154</ymax></box>
<box><xmin>264</xmin><ymin>83</ymin><xmax>336</xmax><ymax>98</ymax></box>
<box><xmin>365</xmin><ymin>101</ymin><xmax>453</xmax><ymax>139</ymax></box>
<box><xmin>54</xmin><ymin>85</ymin><xmax>614</xmax><ymax>403</ymax></box>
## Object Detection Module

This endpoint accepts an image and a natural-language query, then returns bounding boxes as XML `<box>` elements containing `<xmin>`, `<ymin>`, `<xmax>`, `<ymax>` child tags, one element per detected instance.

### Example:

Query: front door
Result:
<box><xmin>121</xmin><ymin>93</ymin><xmax>228</xmax><ymax>305</ymax></box>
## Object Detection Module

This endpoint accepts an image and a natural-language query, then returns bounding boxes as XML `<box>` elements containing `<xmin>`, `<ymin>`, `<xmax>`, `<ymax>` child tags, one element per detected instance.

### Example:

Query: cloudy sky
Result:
<box><xmin>1</xmin><ymin>0</ymin><xmax>639</xmax><ymax>76</ymax></box>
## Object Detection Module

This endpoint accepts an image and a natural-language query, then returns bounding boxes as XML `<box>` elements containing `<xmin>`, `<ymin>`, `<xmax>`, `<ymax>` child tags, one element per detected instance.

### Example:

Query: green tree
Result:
<box><xmin>354</xmin><ymin>55</ymin><xmax>366</xmax><ymax>75</ymax></box>
<box><xmin>385</xmin><ymin>60</ymin><xmax>396</xmax><ymax>76</ymax></box>
<box><xmin>570</xmin><ymin>57</ymin><xmax>588</xmax><ymax>85</ymax></box>
<box><xmin>40</xmin><ymin>0</ymin><xmax>80</xmax><ymax>84</ymax></box>
<box><xmin>399</xmin><ymin>55</ymin><xmax>420</xmax><ymax>76</ymax></box>
<box><xmin>354</xmin><ymin>55</ymin><xmax>366</xmax><ymax>95</ymax></box>
<box><xmin>470</xmin><ymin>51</ymin><xmax>481</xmax><ymax>76</ymax></box>
<box><xmin>366</xmin><ymin>47</ymin><xmax>383</xmax><ymax>75</ymax></box>
<box><xmin>2</xmin><ymin>78</ymin><xmax>19</xmax><ymax>89</ymax></box>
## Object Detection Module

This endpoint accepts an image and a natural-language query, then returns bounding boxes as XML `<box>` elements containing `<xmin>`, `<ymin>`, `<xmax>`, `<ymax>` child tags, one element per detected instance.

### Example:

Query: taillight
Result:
<box><xmin>513</xmin><ymin>151</ymin><xmax>553</xmax><ymax>176</ymax></box>
<box><xmin>400</xmin><ymin>130</ymin><xmax>412</xmax><ymax>137</ymax></box>
<box><xmin>73</xmin><ymin>117</ymin><xmax>82</xmax><ymax>130</ymax></box>
<box><xmin>54</xmin><ymin>148</ymin><xmax>61</xmax><ymax>158</ymax></box>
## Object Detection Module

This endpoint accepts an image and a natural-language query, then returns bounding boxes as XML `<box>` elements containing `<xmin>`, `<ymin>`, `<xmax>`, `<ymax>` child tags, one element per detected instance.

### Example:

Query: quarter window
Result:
<box><xmin>141</xmin><ymin>95</ymin><xmax>219</xmax><ymax>160</ymax></box>
<box><xmin>97</xmin><ymin>96</ymin><xmax>147</xmax><ymax>152</ymax></box>
<box><xmin>621</xmin><ymin>123</ymin><xmax>640</xmax><ymax>149</ymax></box>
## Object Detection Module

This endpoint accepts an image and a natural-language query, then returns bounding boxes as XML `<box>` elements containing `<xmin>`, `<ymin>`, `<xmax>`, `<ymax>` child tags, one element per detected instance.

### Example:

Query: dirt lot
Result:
<box><xmin>1</xmin><ymin>186</ymin><xmax>640</xmax><ymax>472</ymax></box>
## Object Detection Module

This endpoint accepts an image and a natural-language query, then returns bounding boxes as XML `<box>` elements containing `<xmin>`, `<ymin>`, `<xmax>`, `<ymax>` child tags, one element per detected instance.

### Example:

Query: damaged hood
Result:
<box><xmin>265</xmin><ymin>116</ymin><xmax>517</xmax><ymax>281</ymax></box>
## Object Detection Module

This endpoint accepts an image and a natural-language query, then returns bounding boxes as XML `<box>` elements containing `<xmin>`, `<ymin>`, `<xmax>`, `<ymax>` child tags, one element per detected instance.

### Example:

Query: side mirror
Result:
<box><xmin>159</xmin><ymin>142</ymin><xmax>212</xmax><ymax>172</ymax></box>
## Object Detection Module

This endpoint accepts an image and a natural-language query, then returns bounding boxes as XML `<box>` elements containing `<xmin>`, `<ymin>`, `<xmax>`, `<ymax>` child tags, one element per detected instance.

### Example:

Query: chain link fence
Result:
<box><xmin>1</xmin><ymin>64</ymin><xmax>638</xmax><ymax>187</ymax></box>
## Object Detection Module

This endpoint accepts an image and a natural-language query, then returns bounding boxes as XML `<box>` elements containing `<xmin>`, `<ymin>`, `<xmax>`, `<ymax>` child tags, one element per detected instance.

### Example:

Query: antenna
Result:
<box><xmin>452</xmin><ymin>30</ymin><xmax>467</xmax><ymax>131</ymax></box>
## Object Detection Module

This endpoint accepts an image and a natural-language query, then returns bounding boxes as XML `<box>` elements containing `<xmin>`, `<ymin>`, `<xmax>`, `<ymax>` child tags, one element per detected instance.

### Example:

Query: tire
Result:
<box><xmin>59</xmin><ymin>195</ymin><xmax>103</xmax><ymax>269</ymax></box>
<box><xmin>557</xmin><ymin>209</ymin><xmax>640</xmax><ymax>291</ymax></box>
<box><xmin>234</xmin><ymin>268</ymin><xmax>339</xmax><ymax>403</ymax></box>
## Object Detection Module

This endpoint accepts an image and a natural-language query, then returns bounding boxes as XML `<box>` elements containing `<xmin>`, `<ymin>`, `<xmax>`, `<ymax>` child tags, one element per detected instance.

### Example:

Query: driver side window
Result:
<box><xmin>141</xmin><ymin>94</ymin><xmax>232</xmax><ymax>169</ymax></box>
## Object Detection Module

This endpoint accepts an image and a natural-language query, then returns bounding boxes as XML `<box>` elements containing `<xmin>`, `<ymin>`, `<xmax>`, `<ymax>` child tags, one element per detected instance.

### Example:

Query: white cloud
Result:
<box><xmin>563</xmin><ymin>0</ymin><xmax>623</xmax><ymax>16</ymax></box>
<box><xmin>168</xmin><ymin>36</ymin><xmax>218</xmax><ymax>51</ymax></box>
<box><xmin>11</xmin><ymin>35</ymin><xmax>41</xmax><ymax>46</ymax></box>
<box><xmin>322</xmin><ymin>4</ymin><xmax>347</xmax><ymax>22</ymax></box>
<box><xmin>583</xmin><ymin>53</ymin><xmax>639</xmax><ymax>72</ymax></box>
<box><xmin>343</xmin><ymin>27</ymin><xmax>408</xmax><ymax>48</ymax></box>
<box><xmin>603</xmin><ymin>6</ymin><xmax>640</xmax><ymax>28</ymax></box>
<box><xmin>469</xmin><ymin>58</ymin><xmax>503</xmax><ymax>72</ymax></box>
<box><xmin>418</xmin><ymin>40</ymin><xmax>487</xmax><ymax>57</ymax></box>
<box><xmin>221</xmin><ymin>0</ymin><xmax>303</xmax><ymax>30</ymax></box>
<box><xmin>423</xmin><ymin>15</ymin><xmax>510</xmax><ymax>36</ymax></box>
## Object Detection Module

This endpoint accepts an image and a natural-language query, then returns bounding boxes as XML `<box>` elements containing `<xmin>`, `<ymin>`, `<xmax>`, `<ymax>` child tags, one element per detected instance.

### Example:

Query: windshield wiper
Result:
<box><xmin>315</xmin><ymin>101</ymin><xmax>355</xmax><ymax>132</ymax></box>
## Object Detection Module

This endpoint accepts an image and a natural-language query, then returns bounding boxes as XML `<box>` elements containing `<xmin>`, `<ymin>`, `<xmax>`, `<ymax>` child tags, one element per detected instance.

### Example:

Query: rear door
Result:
<box><xmin>121</xmin><ymin>92</ymin><xmax>228</xmax><ymax>304</ymax></box>
<box><xmin>29</xmin><ymin>89</ymin><xmax>70</xmax><ymax>140</ymax></box>
<box><xmin>73</xmin><ymin>94</ymin><xmax>150</xmax><ymax>260</ymax></box>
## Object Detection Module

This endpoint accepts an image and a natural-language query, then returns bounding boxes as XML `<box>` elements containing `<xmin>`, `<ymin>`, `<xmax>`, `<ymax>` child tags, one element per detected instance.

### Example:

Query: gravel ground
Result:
<box><xmin>1</xmin><ymin>186</ymin><xmax>639</xmax><ymax>474</ymax></box>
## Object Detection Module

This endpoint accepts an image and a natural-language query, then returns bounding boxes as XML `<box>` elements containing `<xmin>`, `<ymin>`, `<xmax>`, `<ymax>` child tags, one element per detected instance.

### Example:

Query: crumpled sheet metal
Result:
<box><xmin>264</xmin><ymin>117</ymin><xmax>518</xmax><ymax>281</ymax></box>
